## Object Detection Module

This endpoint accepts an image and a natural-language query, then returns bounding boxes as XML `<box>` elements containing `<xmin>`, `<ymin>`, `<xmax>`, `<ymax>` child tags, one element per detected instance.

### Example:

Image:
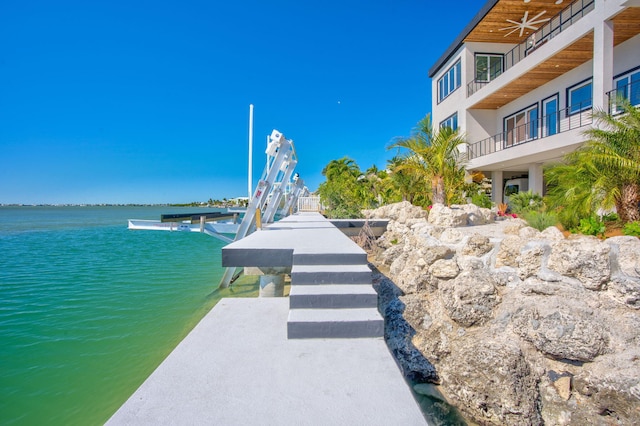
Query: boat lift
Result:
<box><xmin>127</xmin><ymin>129</ymin><xmax>305</xmax><ymax>288</ymax></box>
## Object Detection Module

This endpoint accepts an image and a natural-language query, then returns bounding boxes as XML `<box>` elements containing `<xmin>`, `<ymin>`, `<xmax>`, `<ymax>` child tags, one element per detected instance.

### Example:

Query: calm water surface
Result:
<box><xmin>0</xmin><ymin>206</ymin><xmax>257</xmax><ymax>425</ymax></box>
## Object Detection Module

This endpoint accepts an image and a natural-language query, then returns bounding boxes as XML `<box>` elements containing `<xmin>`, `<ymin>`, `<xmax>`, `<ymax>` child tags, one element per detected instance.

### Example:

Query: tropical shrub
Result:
<box><xmin>522</xmin><ymin>210</ymin><xmax>558</xmax><ymax>231</ymax></box>
<box><xmin>623</xmin><ymin>221</ymin><xmax>640</xmax><ymax>237</ymax></box>
<box><xmin>508</xmin><ymin>190</ymin><xmax>544</xmax><ymax>214</ymax></box>
<box><xmin>544</xmin><ymin>100</ymin><xmax>640</xmax><ymax>228</ymax></box>
<box><xmin>576</xmin><ymin>215</ymin><xmax>606</xmax><ymax>237</ymax></box>
<box><xmin>471</xmin><ymin>191</ymin><xmax>492</xmax><ymax>209</ymax></box>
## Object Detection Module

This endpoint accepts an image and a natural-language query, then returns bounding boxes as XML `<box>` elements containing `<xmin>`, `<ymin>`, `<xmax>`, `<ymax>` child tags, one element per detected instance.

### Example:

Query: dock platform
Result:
<box><xmin>107</xmin><ymin>298</ymin><xmax>426</xmax><ymax>425</ymax></box>
<box><xmin>108</xmin><ymin>212</ymin><xmax>427</xmax><ymax>425</ymax></box>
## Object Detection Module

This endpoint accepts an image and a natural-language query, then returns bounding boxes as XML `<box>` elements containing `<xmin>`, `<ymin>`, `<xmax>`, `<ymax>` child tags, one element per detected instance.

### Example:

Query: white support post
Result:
<box><xmin>248</xmin><ymin>104</ymin><xmax>254</xmax><ymax>200</ymax></box>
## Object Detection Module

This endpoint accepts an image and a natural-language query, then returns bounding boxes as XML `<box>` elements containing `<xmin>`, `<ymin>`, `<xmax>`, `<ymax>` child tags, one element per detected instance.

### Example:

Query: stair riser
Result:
<box><xmin>287</xmin><ymin>320</ymin><xmax>384</xmax><ymax>339</ymax></box>
<box><xmin>292</xmin><ymin>253</ymin><xmax>367</xmax><ymax>266</ymax></box>
<box><xmin>291</xmin><ymin>271</ymin><xmax>372</xmax><ymax>285</ymax></box>
<box><xmin>290</xmin><ymin>294</ymin><xmax>378</xmax><ymax>309</ymax></box>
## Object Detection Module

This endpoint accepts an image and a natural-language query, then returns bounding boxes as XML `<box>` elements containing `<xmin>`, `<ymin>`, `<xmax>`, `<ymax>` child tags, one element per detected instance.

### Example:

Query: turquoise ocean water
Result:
<box><xmin>0</xmin><ymin>206</ymin><xmax>258</xmax><ymax>425</ymax></box>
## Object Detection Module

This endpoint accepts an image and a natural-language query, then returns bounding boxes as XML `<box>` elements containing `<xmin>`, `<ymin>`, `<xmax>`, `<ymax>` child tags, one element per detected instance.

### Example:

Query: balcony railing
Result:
<box><xmin>606</xmin><ymin>81</ymin><xmax>640</xmax><ymax>114</ymax></box>
<box><xmin>467</xmin><ymin>0</ymin><xmax>595</xmax><ymax>97</ymax></box>
<box><xmin>467</xmin><ymin>101</ymin><xmax>593</xmax><ymax>160</ymax></box>
<box><xmin>297</xmin><ymin>196</ymin><xmax>322</xmax><ymax>212</ymax></box>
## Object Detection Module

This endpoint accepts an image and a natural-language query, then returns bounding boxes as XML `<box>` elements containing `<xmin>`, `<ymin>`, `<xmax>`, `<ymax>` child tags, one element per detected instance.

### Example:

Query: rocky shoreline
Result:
<box><xmin>363</xmin><ymin>201</ymin><xmax>640</xmax><ymax>426</ymax></box>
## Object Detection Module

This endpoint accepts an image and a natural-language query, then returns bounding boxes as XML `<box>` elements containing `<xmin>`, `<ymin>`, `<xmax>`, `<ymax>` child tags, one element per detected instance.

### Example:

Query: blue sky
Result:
<box><xmin>0</xmin><ymin>0</ymin><xmax>478</xmax><ymax>204</ymax></box>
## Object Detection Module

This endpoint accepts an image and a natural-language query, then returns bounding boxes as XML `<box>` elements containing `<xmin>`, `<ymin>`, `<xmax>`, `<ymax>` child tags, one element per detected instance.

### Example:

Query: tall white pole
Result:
<box><xmin>248</xmin><ymin>104</ymin><xmax>254</xmax><ymax>200</ymax></box>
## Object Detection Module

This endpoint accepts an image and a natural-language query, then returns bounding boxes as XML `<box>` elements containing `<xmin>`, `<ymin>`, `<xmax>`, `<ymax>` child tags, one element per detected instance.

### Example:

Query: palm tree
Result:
<box><xmin>388</xmin><ymin>114</ymin><xmax>467</xmax><ymax>205</ymax></box>
<box><xmin>545</xmin><ymin>100</ymin><xmax>640</xmax><ymax>225</ymax></box>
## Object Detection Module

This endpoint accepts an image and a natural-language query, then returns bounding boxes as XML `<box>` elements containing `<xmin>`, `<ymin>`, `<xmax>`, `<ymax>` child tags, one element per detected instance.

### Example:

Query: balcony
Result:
<box><xmin>467</xmin><ymin>100</ymin><xmax>593</xmax><ymax>160</ymax></box>
<box><xmin>607</xmin><ymin>80</ymin><xmax>640</xmax><ymax>115</ymax></box>
<box><xmin>467</xmin><ymin>0</ymin><xmax>595</xmax><ymax>98</ymax></box>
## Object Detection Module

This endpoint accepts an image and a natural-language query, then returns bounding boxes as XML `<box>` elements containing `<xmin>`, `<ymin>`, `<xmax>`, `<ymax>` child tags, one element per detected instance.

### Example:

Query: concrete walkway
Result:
<box><xmin>107</xmin><ymin>298</ymin><xmax>427</xmax><ymax>425</ymax></box>
<box><xmin>108</xmin><ymin>213</ymin><xmax>427</xmax><ymax>424</ymax></box>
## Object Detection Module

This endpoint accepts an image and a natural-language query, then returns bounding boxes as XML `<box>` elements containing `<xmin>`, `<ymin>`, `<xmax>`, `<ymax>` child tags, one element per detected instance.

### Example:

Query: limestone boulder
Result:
<box><xmin>440</xmin><ymin>270</ymin><xmax>500</xmax><ymax>327</ymax></box>
<box><xmin>503</xmin><ymin>218</ymin><xmax>529</xmax><ymax>235</ymax></box>
<box><xmin>428</xmin><ymin>204</ymin><xmax>468</xmax><ymax>227</ymax></box>
<box><xmin>540</xmin><ymin>226</ymin><xmax>565</xmax><ymax>241</ymax></box>
<box><xmin>517</xmin><ymin>241</ymin><xmax>550</xmax><ymax>280</ymax></box>
<box><xmin>377</xmin><ymin>284</ymin><xmax>438</xmax><ymax>383</ymax></box>
<box><xmin>607</xmin><ymin>236</ymin><xmax>640</xmax><ymax>279</ymax></box>
<box><xmin>607</xmin><ymin>277</ymin><xmax>640</xmax><ymax>309</ymax></box>
<box><xmin>457</xmin><ymin>203</ymin><xmax>495</xmax><ymax>225</ymax></box>
<box><xmin>429</xmin><ymin>258</ymin><xmax>460</xmax><ymax>279</ymax></box>
<box><xmin>495</xmin><ymin>235</ymin><xmax>526</xmax><ymax>268</ymax></box>
<box><xmin>512</xmin><ymin>303</ymin><xmax>609</xmax><ymax>362</ymax></box>
<box><xmin>379</xmin><ymin>243</ymin><xmax>404</xmax><ymax>266</ymax></box>
<box><xmin>364</xmin><ymin>201</ymin><xmax>429</xmax><ymax>223</ymax></box>
<box><xmin>439</xmin><ymin>335</ymin><xmax>541</xmax><ymax>426</ymax></box>
<box><xmin>547</xmin><ymin>237</ymin><xmax>611</xmax><ymax>290</ymax></box>
<box><xmin>461</xmin><ymin>234</ymin><xmax>493</xmax><ymax>257</ymax></box>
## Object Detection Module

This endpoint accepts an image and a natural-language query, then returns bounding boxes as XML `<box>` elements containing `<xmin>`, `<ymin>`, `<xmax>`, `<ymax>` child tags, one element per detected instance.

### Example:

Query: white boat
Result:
<box><xmin>127</xmin><ymin>219</ymin><xmax>239</xmax><ymax>243</ymax></box>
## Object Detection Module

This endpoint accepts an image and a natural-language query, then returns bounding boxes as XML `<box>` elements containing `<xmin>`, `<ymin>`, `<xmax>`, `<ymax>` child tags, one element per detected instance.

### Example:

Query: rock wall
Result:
<box><xmin>363</xmin><ymin>201</ymin><xmax>640</xmax><ymax>426</ymax></box>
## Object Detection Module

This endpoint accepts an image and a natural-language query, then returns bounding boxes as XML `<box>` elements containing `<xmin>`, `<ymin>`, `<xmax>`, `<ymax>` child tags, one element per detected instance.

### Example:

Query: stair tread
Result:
<box><xmin>291</xmin><ymin>264</ymin><xmax>371</xmax><ymax>273</ymax></box>
<box><xmin>289</xmin><ymin>284</ymin><xmax>376</xmax><ymax>296</ymax></box>
<box><xmin>288</xmin><ymin>308</ymin><xmax>382</xmax><ymax>322</ymax></box>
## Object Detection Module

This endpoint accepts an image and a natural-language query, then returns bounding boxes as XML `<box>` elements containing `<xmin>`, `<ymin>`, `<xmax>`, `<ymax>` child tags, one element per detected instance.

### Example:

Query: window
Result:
<box><xmin>440</xmin><ymin>113</ymin><xmax>458</xmax><ymax>131</ymax></box>
<box><xmin>475</xmin><ymin>54</ymin><xmax>502</xmax><ymax>82</ymax></box>
<box><xmin>438</xmin><ymin>59</ymin><xmax>461</xmax><ymax>102</ymax></box>
<box><xmin>612</xmin><ymin>68</ymin><xmax>640</xmax><ymax>113</ymax></box>
<box><xmin>504</xmin><ymin>104</ymin><xmax>539</xmax><ymax>146</ymax></box>
<box><xmin>567</xmin><ymin>79</ymin><xmax>592</xmax><ymax>115</ymax></box>
<box><xmin>542</xmin><ymin>95</ymin><xmax>559</xmax><ymax>137</ymax></box>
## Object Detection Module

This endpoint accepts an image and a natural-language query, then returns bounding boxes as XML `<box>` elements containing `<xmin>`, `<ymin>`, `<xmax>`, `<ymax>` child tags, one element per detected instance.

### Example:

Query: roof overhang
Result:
<box><xmin>429</xmin><ymin>0</ymin><xmax>584</xmax><ymax>77</ymax></box>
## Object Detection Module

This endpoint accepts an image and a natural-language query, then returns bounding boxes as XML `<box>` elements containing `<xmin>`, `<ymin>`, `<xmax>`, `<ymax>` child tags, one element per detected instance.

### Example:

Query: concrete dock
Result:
<box><xmin>108</xmin><ymin>213</ymin><xmax>428</xmax><ymax>425</ymax></box>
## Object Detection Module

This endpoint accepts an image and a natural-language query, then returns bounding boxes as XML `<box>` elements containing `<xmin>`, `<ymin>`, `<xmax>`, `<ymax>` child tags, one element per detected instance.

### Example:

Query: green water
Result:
<box><xmin>0</xmin><ymin>206</ymin><xmax>257</xmax><ymax>425</ymax></box>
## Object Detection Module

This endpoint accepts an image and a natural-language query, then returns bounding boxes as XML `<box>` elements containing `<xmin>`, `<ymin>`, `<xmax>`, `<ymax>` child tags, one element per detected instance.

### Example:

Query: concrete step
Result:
<box><xmin>292</xmin><ymin>251</ymin><xmax>367</xmax><ymax>266</ymax></box>
<box><xmin>291</xmin><ymin>264</ymin><xmax>372</xmax><ymax>285</ymax></box>
<box><xmin>287</xmin><ymin>308</ymin><xmax>384</xmax><ymax>339</ymax></box>
<box><xmin>289</xmin><ymin>284</ymin><xmax>378</xmax><ymax>309</ymax></box>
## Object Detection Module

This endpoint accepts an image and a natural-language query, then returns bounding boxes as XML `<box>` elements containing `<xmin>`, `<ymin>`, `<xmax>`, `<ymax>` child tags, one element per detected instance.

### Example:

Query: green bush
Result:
<box><xmin>576</xmin><ymin>215</ymin><xmax>606</xmax><ymax>237</ymax></box>
<box><xmin>602</xmin><ymin>212</ymin><xmax>619</xmax><ymax>222</ymax></box>
<box><xmin>623</xmin><ymin>221</ymin><xmax>640</xmax><ymax>237</ymax></box>
<box><xmin>522</xmin><ymin>210</ymin><xmax>558</xmax><ymax>231</ymax></box>
<box><xmin>471</xmin><ymin>192</ymin><xmax>492</xmax><ymax>209</ymax></box>
<box><xmin>508</xmin><ymin>190</ymin><xmax>544</xmax><ymax>214</ymax></box>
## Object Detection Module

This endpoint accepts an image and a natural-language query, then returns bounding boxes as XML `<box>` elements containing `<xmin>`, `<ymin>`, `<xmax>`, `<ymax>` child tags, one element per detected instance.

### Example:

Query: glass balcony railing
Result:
<box><xmin>467</xmin><ymin>0</ymin><xmax>595</xmax><ymax>97</ymax></box>
<box><xmin>467</xmin><ymin>100</ymin><xmax>593</xmax><ymax>160</ymax></box>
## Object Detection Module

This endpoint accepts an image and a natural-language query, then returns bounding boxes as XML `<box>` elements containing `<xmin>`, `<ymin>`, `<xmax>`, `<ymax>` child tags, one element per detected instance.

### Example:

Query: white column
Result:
<box><xmin>528</xmin><ymin>164</ymin><xmax>544</xmax><ymax>196</ymax></box>
<box><xmin>592</xmin><ymin>18</ymin><xmax>614</xmax><ymax>111</ymax></box>
<box><xmin>492</xmin><ymin>170</ymin><xmax>504</xmax><ymax>204</ymax></box>
<box><xmin>259</xmin><ymin>274</ymin><xmax>285</xmax><ymax>297</ymax></box>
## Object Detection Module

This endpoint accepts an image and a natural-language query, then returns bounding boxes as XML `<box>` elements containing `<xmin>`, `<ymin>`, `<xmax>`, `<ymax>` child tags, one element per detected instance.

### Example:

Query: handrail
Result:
<box><xmin>297</xmin><ymin>196</ymin><xmax>322</xmax><ymax>212</ymax></box>
<box><xmin>606</xmin><ymin>81</ymin><xmax>640</xmax><ymax>114</ymax></box>
<box><xmin>467</xmin><ymin>100</ymin><xmax>593</xmax><ymax>160</ymax></box>
<box><xmin>467</xmin><ymin>0</ymin><xmax>595</xmax><ymax>97</ymax></box>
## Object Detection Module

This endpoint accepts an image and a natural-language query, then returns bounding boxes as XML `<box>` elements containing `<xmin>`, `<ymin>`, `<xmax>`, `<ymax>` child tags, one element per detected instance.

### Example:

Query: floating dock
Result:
<box><xmin>108</xmin><ymin>213</ymin><xmax>427</xmax><ymax>425</ymax></box>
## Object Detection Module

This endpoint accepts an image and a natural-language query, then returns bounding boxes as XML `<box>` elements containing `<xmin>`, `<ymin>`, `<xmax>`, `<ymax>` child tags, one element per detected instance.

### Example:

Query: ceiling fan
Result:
<box><xmin>500</xmin><ymin>10</ymin><xmax>550</xmax><ymax>37</ymax></box>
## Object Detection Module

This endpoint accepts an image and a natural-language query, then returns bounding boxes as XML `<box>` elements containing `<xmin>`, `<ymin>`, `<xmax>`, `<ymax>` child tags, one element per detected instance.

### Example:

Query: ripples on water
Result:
<box><xmin>0</xmin><ymin>206</ymin><xmax>258</xmax><ymax>425</ymax></box>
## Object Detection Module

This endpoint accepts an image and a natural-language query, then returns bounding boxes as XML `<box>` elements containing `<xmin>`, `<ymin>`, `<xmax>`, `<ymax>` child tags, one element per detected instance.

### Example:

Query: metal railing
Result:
<box><xmin>467</xmin><ymin>101</ymin><xmax>593</xmax><ymax>160</ymax></box>
<box><xmin>607</xmin><ymin>81</ymin><xmax>640</xmax><ymax>114</ymax></box>
<box><xmin>297</xmin><ymin>196</ymin><xmax>322</xmax><ymax>212</ymax></box>
<box><xmin>467</xmin><ymin>0</ymin><xmax>595</xmax><ymax>97</ymax></box>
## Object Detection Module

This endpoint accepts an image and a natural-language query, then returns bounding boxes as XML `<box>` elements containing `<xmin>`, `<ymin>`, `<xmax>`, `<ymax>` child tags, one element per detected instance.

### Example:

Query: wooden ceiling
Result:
<box><xmin>612</xmin><ymin>6</ymin><xmax>640</xmax><ymax>46</ymax></box>
<box><xmin>470</xmin><ymin>32</ymin><xmax>594</xmax><ymax>109</ymax></box>
<box><xmin>465</xmin><ymin>0</ymin><xmax>577</xmax><ymax>44</ymax></box>
<box><xmin>468</xmin><ymin>5</ymin><xmax>640</xmax><ymax>110</ymax></box>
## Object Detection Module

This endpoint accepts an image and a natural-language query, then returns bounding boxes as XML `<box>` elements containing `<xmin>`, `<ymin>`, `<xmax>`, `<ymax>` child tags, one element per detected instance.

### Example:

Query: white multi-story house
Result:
<box><xmin>429</xmin><ymin>0</ymin><xmax>640</xmax><ymax>203</ymax></box>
